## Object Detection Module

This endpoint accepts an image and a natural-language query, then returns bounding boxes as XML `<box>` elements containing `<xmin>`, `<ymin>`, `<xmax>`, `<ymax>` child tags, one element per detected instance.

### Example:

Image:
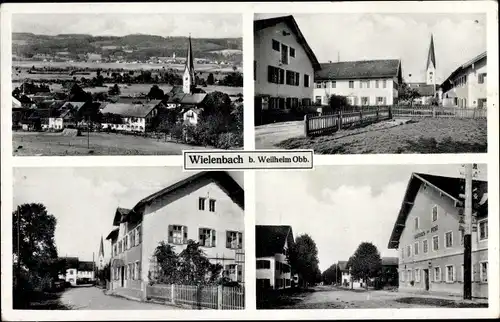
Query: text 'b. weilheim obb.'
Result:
<box><xmin>183</xmin><ymin>150</ymin><xmax>313</xmax><ymax>170</ymax></box>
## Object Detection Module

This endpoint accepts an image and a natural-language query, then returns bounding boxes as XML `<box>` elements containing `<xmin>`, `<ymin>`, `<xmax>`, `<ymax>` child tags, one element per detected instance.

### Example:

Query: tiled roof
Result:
<box><xmin>255</xmin><ymin>225</ymin><xmax>293</xmax><ymax>258</ymax></box>
<box><xmin>101</xmin><ymin>102</ymin><xmax>157</xmax><ymax>118</ymax></box>
<box><xmin>61</xmin><ymin>101</ymin><xmax>87</xmax><ymax>110</ymax></box>
<box><xmin>316</xmin><ymin>59</ymin><xmax>401</xmax><ymax>80</ymax></box>
<box><xmin>440</xmin><ymin>51</ymin><xmax>487</xmax><ymax>90</ymax></box>
<box><xmin>410</xmin><ymin>84</ymin><xmax>438</xmax><ymax>97</ymax></box>
<box><xmin>381</xmin><ymin>257</ymin><xmax>398</xmax><ymax>266</ymax></box>
<box><xmin>181</xmin><ymin>93</ymin><xmax>207</xmax><ymax>105</ymax></box>
<box><xmin>337</xmin><ymin>260</ymin><xmax>348</xmax><ymax>271</ymax></box>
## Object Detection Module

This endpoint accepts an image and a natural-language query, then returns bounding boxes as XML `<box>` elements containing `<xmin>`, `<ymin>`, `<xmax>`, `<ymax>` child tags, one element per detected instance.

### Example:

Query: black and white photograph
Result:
<box><xmin>255</xmin><ymin>164</ymin><xmax>488</xmax><ymax>309</ymax></box>
<box><xmin>12</xmin><ymin>168</ymin><xmax>245</xmax><ymax>310</ymax></box>
<box><xmin>254</xmin><ymin>13</ymin><xmax>488</xmax><ymax>154</ymax></box>
<box><xmin>11</xmin><ymin>13</ymin><xmax>243</xmax><ymax>156</ymax></box>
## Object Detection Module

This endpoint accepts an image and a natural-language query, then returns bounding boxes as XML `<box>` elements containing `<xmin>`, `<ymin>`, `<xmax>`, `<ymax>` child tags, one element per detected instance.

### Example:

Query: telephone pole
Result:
<box><xmin>463</xmin><ymin>164</ymin><xmax>473</xmax><ymax>300</ymax></box>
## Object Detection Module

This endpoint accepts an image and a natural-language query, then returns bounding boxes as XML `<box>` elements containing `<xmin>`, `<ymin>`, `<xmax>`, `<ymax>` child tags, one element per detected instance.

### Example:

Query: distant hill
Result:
<box><xmin>12</xmin><ymin>32</ymin><xmax>243</xmax><ymax>63</ymax></box>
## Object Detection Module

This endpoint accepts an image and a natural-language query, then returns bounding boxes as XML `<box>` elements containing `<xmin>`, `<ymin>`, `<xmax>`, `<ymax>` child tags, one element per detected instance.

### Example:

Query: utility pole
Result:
<box><xmin>87</xmin><ymin>115</ymin><xmax>90</xmax><ymax>149</ymax></box>
<box><xmin>463</xmin><ymin>164</ymin><xmax>473</xmax><ymax>300</ymax></box>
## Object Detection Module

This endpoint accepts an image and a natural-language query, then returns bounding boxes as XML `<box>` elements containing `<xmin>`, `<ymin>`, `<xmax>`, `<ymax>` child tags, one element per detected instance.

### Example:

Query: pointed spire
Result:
<box><xmin>98</xmin><ymin>235</ymin><xmax>104</xmax><ymax>257</ymax></box>
<box><xmin>186</xmin><ymin>33</ymin><xmax>195</xmax><ymax>77</ymax></box>
<box><xmin>426</xmin><ymin>34</ymin><xmax>436</xmax><ymax>70</ymax></box>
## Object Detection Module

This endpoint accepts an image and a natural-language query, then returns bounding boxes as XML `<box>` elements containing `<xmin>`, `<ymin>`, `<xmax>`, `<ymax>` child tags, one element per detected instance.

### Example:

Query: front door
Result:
<box><xmin>120</xmin><ymin>266</ymin><xmax>125</xmax><ymax>287</ymax></box>
<box><xmin>423</xmin><ymin>269</ymin><xmax>429</xmax><ymax>291</ymax></box>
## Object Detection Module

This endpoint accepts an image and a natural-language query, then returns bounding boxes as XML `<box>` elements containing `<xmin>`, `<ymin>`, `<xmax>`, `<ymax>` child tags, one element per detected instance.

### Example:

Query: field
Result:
<box><xmin>82</xmin><ymin>84</ymin><xmax>242</xmax><ymax>96</ymax></box>
<box><xmin>13</xmin><ymin>132</ymin><xmax>208</xmax><ymax>156</ymax></box>
<box><xmin>260</xmin><ymin>118</ymin><xmax>487</xmax><ymax>154</ymax></box>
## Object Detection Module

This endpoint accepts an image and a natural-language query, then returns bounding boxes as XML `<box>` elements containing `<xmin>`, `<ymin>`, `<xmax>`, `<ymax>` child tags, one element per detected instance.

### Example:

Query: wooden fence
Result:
<box><xmin>392</xmin><ymin>105</ymin><xmax>487</xmax><ymax>119</ymax></box>
<box><xmin>304</xmin><ymin>106</ymin><xmax>391</xmax><ymax>137</ymax></box>
<box><xmin>146</xmin><ymin>284</ymin><xmax>244</xmax><ymax>310</ymax></box>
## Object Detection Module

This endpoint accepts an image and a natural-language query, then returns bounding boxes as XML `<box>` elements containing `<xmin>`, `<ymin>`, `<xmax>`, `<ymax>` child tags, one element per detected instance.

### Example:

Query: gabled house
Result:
<box><xmin>337</xmin><ymin>260</ymin><xmax>362</xmax><ymax>289</ymax></box>
<box><xmin>182</xmin><ymin>107</ymin><xmax>204</xmax><ymax>125</ymax></box>
<box><xmin>106</xmin><ymin>171</ymin><xmax>244</xmax><ymax>299</ymax></box>
<box><xmin>48</xmin><ymin>108</ymin><xmax>77</xmax><ymax>130</ymax></box>
<box><xmin>388</xmin><ymin>172</ymin><xmax>488</xmax><ymax>298</ymax></box>
<box><xmin>255</xmin><ymin>225</ymin><xmax>294</xmax><ymax>290</ymax></box>
<box><xmin>314</xmin><ymin>59</ymin><xmax>403</xmax><ymax>106</ymax></box>
<box><xmin>100</xmin><ymin>100</ymin><xmax>164</xmax><ymax>132</ymax></box>
<box><xmin>254</xmin><ymin>15</ymin><xmax>321</xmax><ymax>117</ymax></box>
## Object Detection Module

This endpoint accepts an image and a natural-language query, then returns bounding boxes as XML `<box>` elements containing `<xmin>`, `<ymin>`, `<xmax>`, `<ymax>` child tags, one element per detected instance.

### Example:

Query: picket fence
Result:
<box><xmin>146</xmin><ymin>284</ymin><xmax>244</xmax><ymax>310</ymax></box>
<box><xmin>392</xmin><ymin>105</ymin><xmax>487</xmax><ymax>119</ymax></box>
<box><xmin>304</xmin><ymin>106</ymin><xmax>391</xmax><ymax>137</ymax></box>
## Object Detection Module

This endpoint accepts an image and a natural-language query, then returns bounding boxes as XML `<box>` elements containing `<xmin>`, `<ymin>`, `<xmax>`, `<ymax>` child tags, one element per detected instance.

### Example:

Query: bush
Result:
<box><xmin>216</xmin><ymin>132</ymin><xmax>241</xmax><ymax>149</ymax></box>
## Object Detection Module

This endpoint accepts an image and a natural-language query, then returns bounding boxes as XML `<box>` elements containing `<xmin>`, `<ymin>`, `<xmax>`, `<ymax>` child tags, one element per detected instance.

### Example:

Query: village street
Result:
<box><xmin>268</xmin><ymin>285</ymin><xmax>488</xmax><ymax>309</ymax></box>
<box><xmin>59</xmin><ymin>285</ymin><xmax>180</xmax><ymax>310</ymax></box>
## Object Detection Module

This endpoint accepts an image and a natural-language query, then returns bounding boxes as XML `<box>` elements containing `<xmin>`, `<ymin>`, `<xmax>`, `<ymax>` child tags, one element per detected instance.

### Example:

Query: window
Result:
<box><xmin>480</xmin><ymin>262</ymin><xmax>488</xmax><ymax>282</ymax></box>
<box><xmin>414</xmin><ymin>242</ymin><xmax>419</xmax><ymax>255</ymax></box>
<box><xmin>423</xmin><ymin>240</ymin><xmax>428</xmax><ymax>253</ymax></box>
<box><xmin>349</xmin><ymin>81</ymin><xmax>354</xmax><ymax>88</ymax></box>
<box><xmin>361</xmin><ymin>97</ymin><xmax>370</xmax><ymax>106</ymax></box>
<box><xmin>446</xmin><ymin>265</ymin><xmax>455</xmax><ymax>283</ymax></box>
<box><xmin>168</xmin><ymin>225</ymin><xmax>187</xmax><ymax>244</ymax></box>
<box><xmin>257</xmin><ymin>278</ymin><xmax>271</xmax><ymax>289</ymax></box>
<box><xmin>198</xmin><ymin>197</ymin><xmax>206</xmax><ymax>210</ymax></box>
<box><xmin>130</xmin><ymin>231</ymin><xmax>135</xmax><ymax>248</ymax></box>
<box><xmin>401</xmin><ymin>270</ymin><xmax>405</xmax><ymax>282</ymax></box>
<box><xmin>113</xmin><ymin>244</ymin><xmax>117</xmax><ymax>256</ymax></box>
<box><xmin>432</xmin><ymin>205</ymin><xmax>438</xmax><ymax>221</ymax></box>
<box><xmin>407</xmin><ymin>245</ymin><xmax>411</xmax><ymax>257</ymax></box>
<box><xmin>362</xmin><ymin>80</ymin><xmax>370</xmax><ymax>88</ymax></box>
<box><xmin>226</xmin><ymin>231</ymin><xmax>243</xmax><ymax>249</ymax></box>
<box><xmin>434</xmin><ymin>267</ymin><xmax>441</xmax><ymax>282</ymax></box>
<box><xmin>414</xmin><ymin>217</ymin><xmax>419</xmax><ymax>230</ymax></box>
<box><xmin>315</xmin><ymin>82</ymin><xmax>322</xmax><ymax>88</ymax></box>
<box><xmin>135</xmin><ymin>261</ymin><xmax>140</xmax><ymax>280</ymax></box>
<box><xmin>124</xmin><ymin>235</ymin><xmax>128</xmax><ymax>250</ymax></box>
<box><xmin>256</xmin><ymin>260</ymin><xmax>271</xmax><ymax>269</ymax></box>
<box><xmin>199</xmin><ymin>228</ymin><xmax>216</xmax><ymax>247</ymax></box>
<box><xmin>118</xmin><ymin>240</ymin><xmax>122</xmax><ymax>253</ymax></box>
<box><xmin>135</xmin><ymin>225</ymin><xmax>141</xmax><ymax>245</ymax></box>
<box><xmin>209</xmin><ymin>199</ymin><xmax>216</xmax><ymax>212</ymax></box>
<box><xmin>315</xmin><ymin>96</ymin><xmax>322</xmax><ymax>104</ymax></box>
<box><xmin>290</xmin><ymin>47</ymin><xmax>295</xmax><ymax>58</ymax></box>
<box><xmin>302</xmin><ymin>98</ymin><xmax>311</xmax><ymax>106</ymax></box>
<box><xmin>376</xmin><ymin>97</ymin><xmax>386</xmax><ymax>105</ymax></box>
<box><xmin>478</xmin><ymin>73</ymin><xmax>486</xmax><ymax>84</ymax></box>
<box><xmin>432</xmin><ymin>235</ymin><xmax>439</xmax><ymax>251</ymax></box>
<box><xmin>285</xmin><ymin>70</ymin><xmax>300</xmax><ymax>86</ymax></box>
<box><xmin>415</xmin><ymin>268</ymin><xmax>421</xmax><ymax>282</ymax></box>
<box><xmin>281</xmin><ymin>44</ymin><xmax>289</xmax><ymax>65</ymax></box>
<box><xmin>408</xmin><ymin>269</ymin><xmax>412</xmax><ymax>281</ymax></box>
<box><xmin>375</xmin><ymin>80</ymin><xmax>379</xmax><ymax>88</ymax></box>
<box><xmin>445</xmin><ymin>231</ymin><xmax>453</xmax><ymax>248</ymax></box>
<box><xmin>459</xmin><ymin>229</ymin><xmax>464</xmax><ymax>245</ymax></box>
<box><xmin>382</xmin><ymin>80</ymin><xmax>387</xmax><ymax>88</ymax></box>
<box><xmin>272</xmin><ymin>39</ymin><xmax>280</xmax><ymax>51</ymax></box>
<box><xmin>479</xmin><ymin>219</ymin><xmax>488</xmax><ymax>240</ymax></box>
<box><xmin>304</xmin><ymin>74</ymin><xmax>310</xmax><ymax>87</ymax></box>
<box><xmin>267</xmin><ymin>66</ymin><xmax>284</xmax><ymax>84</ymax></box>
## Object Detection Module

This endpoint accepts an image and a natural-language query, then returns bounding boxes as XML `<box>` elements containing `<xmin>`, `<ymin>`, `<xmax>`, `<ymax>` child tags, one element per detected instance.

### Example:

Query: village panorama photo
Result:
<box><xmin>11</xmin><ymin>13</ymin><xmax>243</xmax><ymax>156</ymax></box>
<box><xmin>254</xmin><ymin>13</ymin><xmax>488</xmax><ymax>154</ymax></box>
<box><xmin>12</xmin><ymin>168</ymin><xmax>245</xmax><ymax>310</ymax></box>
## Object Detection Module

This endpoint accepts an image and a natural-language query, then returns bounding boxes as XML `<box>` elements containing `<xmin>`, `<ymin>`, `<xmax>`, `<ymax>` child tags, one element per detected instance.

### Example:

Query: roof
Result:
<box><xmin>381</xmin><ymin>257</ymin><xmax>398</xmax><ymax>266</ymax></box>
<box><xmin>388</xmin><ymin>172</ymin><xmax>488</xmax><ymax>249</ymax></box>
<box><xmin>105</xmin><ymin>227</ymin><xmax>119</xmax><ymax>240</ymax></box>
<box><xmin>409</xmin><ymin>84</ymin><xmax>438</xmax><ymax>97</ymax></box>
<box><xmin>60</xmin><ymin>256</ymin><xmax>79</xmax><ymax>268</ymax></box>
<box><xmin>337</xmin><ymin>261</ymin><xmax>348</xmax><ymax>271</ymax></box>
<box><xmin>113</xmin><ymin>207</ymin><xmax>131</xmax><ymax>226</ymax></box>
<box><xmin>37</xmin><ymin>100</ymin><xmax>65</xmax><ymax>110</ymax></box>
<box><xmin>181</xmin><ymin>93</ymin><xmax>207</xmax><ymax>105</ymax></box>
<box><xmin>61</xmin><ymin>101</ymin><xmax>87</xmax><ymax>110</ymax></box>
<box><xmin>183</xmin><ymin>107</ymin><xmax>204</xmax><ymax>115</ymax></box>
<box><xmin>101</xmin><ymin>102</ymin><xmax>158</xmax><ymax>118</ymax></box>
<box><xmin>131</xmin><ymin>172</ymin><xmax>244</xmax><ymax>217</ymax></box>
<box><xmin>426</xmin><ymin>34</ymin><xmax>436</xmax><ymax>70</ymax></box>
<box><xmin>254</xmin><ymin>15</ymin><xmax>321</xmax><ymax>71</ymax></box>
<box><xmin>28</xmin><ymin>108</ymin><xmax>52</xmax><ymax>119</ymax></box>
<box><xmin>440</xmin><ymin>51</ymin><xmax>487</xmax><ymax>90</ymax></box>
<box><xmin>78</xmin><ymin>261</ymin><xmax>94</xmax><ymax>271</ymax></box>
<box><xmin>255</xmin><ymin>225</ymin><xmax>293</xmax><ymax>257</ymax></box>
<box><xmin>12</xmin><ymin>97</ymin><xmax>22</xmax><ymax>108</ymax></box>
<box><xmin>315</xmin><ymin>59</ymin><xmax>401</xmax><ymax>80</ymax></box>
<box><xmin>185</xmin><ymin>35</ymin><xmax>195</xmax><ymax>76</ymax></box>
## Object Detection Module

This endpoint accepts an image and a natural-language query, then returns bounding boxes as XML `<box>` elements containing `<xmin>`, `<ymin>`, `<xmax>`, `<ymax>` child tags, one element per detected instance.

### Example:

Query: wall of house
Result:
<box><xmin>256</xmin><ymin>256</ymin><xmax>276</xmax><ymax>288</ymax></box>
<box><xmin>397</xmin><ymin>182</ymin><xmax>488</xmax><ymax>298</ymax></box>
<box><xmin>48</xmin><ymin>117</ymin><xmax>64</xmax><ymax>130</ymax></box>
<box><xmin>65</xmin><ymin>268</ymin><xmax>78</xmax><ymax>286</ymax></box>
<box><xmin>467</xmin><ymin>59</ymin><xmax>487</xmax><ymax>108</ymax></box>
<box><xmin>77</xmin><ymin>270</ymin><xmax>95</xmax><ymax>280</ymax></box>
<box><xmin>141</xmin><ymin>178</ymin><xmax>244</xmax><ymax>283</ymax></box>
<box><xmin>313</xmin><ymin>78</ymin><xmax>396</xmax><ymax>106</ymax></box>
<box><xmin>110</xmin><ymin>221</ymin><xmax>142</xmax><ymax>290</ymax></box>
<box><xmin>183</xmin><ymin>110</ymin><xmax>200</xmax><ymax>125</ymax></box>
<box><xmin>254</xmin><ymin>21</ymin><xmax>314</xmax><ymax>103</ymax></box>
<box><xmin>442</xmin><ymin>57</ymin><xmax>487</xmax><ymax>108</ymax></box>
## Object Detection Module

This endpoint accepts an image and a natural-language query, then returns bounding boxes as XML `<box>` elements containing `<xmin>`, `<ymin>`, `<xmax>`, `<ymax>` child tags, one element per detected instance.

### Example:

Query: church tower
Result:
<box><xmin>426</xmin><ymin>34</ymin><xmax>437</xmax><ymax>87</ymax></box>
<box><xmin>98</xmin><ymin>235</ymin><xmax>105</xmax><ymax>270</ymax></box>
<box><xmin>183</xmin><ymin>34</ymin><xmax>195</xmax><ymax>94</ymax></box>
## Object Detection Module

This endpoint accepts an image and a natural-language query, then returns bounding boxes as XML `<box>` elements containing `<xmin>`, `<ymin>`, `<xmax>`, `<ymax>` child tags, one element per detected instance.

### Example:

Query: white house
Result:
<box><xmin>48</xmin><ymin>109</ymin><xmax>76</xmax><ymax>130</ymax></box>
<box><xmin>388</xmin><ymin>172</ymin><xmax>488</xmax><ymax>298</ymax></box>
<box><xmin>106</xmin><ymin>171</ymin><xmax>244</xmax><ymax>299</ymax></box>
<box><xmin>100</xmin><ymin>100</ymin><xmax>164</xmax><ymax>132</ymax></box>
<box><xmin>439</xmin><ymin>52</ymin><xmax>487</xmax><ymax>109</ymax></box>
<box><xmin>338</xmin><ymin>261</ymin><xmax>362</xmax><ymax>289</ymax></box>
<box><xmin>313</xmin><ymin>59</ymin><xmax>402</xmax><ymax>106</ymax></box>
<box><xmin>183</xmin><ymin>107</ymin><xmax>204</xmax><ymax>125</ymax></box>
<box><xmin>254</xmin><ymin>15</ymin><xmax>321</xmax><ymax>116</ymax></box>
<box><xmin>255</xmin><ymin>225</ymin><xmax>294</xmax><ymax>290</ymax></box>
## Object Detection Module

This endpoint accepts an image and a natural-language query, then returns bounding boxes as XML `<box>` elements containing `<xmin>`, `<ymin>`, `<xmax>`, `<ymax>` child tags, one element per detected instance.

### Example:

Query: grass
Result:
<box><xmin>277</xmin><ymin>118</ymin><xmax>487</xmax><ymax>154</ymax></box>
<box><xmin>396</xmin><ymin>297</ymin><xmax>488</xmax><ymax>308</ymax></box>
<box><xmin>257</xmin><ymin>288</ymin><xmax>315</xmax><ymax>309</ymax></box>
<box><xmin>13</xmin><ymin>131</ymin><xmax>208</xmax><ymax>156</ymax></box>
<box><xmin>16</xmin><ymin>290</ymin><xmax>72</xmax><ymax>310</ymax></box>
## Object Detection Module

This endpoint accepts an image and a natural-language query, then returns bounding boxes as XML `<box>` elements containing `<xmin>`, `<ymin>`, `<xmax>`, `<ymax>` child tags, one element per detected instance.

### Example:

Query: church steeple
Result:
<box><xmin>183</xmin><ymin>34</ymin><xmax>195</xmax><ymax>94</ymax></box>
<box><xmin>98</xmin><ymin>235</ymin><xmax>105</xmax><ymax>270</ymax></box>
<box><xmin>426</xmin><ymin>34</ymin><xmax>436</xmax><ymax>86</ymax></box>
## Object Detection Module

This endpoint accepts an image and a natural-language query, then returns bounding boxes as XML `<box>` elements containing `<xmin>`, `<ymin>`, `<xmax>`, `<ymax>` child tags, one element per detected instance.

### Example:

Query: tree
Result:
<box><xmin>68</xmin><ymin>83</ymin><xmax>92</xmax><ymax>102</ymax></box>
<box><xmin>147</xmin><ymin>85</ymin><xmax>165</xmax><ymax>100</ymax></box>
<box><xmin>328</xmin><ymin>94</ymin><xmax>349</xmax><ymax>113</ymax></box>
<box><xmin>398</xmin><ymin>82</ymin><xmax>421</xmax><ymax>106</ymax></box>
<box><xmin>322</xmin><ymin>263</ymin><xmax>342</xmax><ymax>285</ymax></box>
<box><xmin>348</xmin><ymin>242</ymin><xmax>382</xmax><ymax>290</ymax></box>
<box><xmin>207</xmin><ymin>73</ymin><xmax>215</xmax><ymax>85</ymax></box>
<box><xmin>150</xmin><ymin>241</ymin><xmax>180</xmax><ymax>284</ymax></box>
<box><xmin>287</xmin><ymin>234</ymin><xmax>320</xmax><ymax>288</ymax></box>
<box><xmin>108</xmin><ymin>83</ymin><xmax>121</xmax><ymax>96</ymax></box>
<box><xmin>203</xmin><ymin>91</ymin><xmax>232</xmax><ymax>117</ymax></box>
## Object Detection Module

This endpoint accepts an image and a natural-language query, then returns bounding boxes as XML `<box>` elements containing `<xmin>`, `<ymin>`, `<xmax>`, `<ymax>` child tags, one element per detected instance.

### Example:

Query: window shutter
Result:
<box><xmin>212</xmin><ymin>229</ymin><xmax>216</xmax><ymax>247</ymax></box>
<box><xmin>199</xmin><ymin>228</ymin><xmax>203</xmax><ymax>244</ymax></box>
<box><xmin>226</xmin><ymin>231</ymin><xmax>231</xmax><ymax>248</ymax></box>
<box><xmin>279</xmin><ymin>69</ymin><xmax>284</xmax><ymax>84</ymax></box>
<box><xmin>268</xmin><ymin>66</ymin><xmax>273</xmax><ymax>83</ymax></box>
<box><xmin>183</xmin><ymin>226</ymin><xmax>188</xmax><ymax>244</ymax></box>
<box><xmin>238</xmin><ymin>232</ymin><xmax>243</xmax><ymax>249</ymax></box>
<box><xmin>295</xmin><ymin>73</ymin><xmax>300</xmax><ymax>86</ymax></box>
<box><xmin>168</xmin><ymin>225</ymin><xmax>173</xmax><ymax>243</ymax></box>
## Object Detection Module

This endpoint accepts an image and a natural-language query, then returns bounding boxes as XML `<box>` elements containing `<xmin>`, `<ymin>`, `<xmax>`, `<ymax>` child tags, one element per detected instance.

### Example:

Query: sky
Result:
<box><xmin>13</xmin><ymin>168</ymin><xmax>244</xmax><ymax>262</ymax></box>
<box><xmin>12</xmin><ymin>13</ymin><xmax>243</xmax><ymax>38</ymax></box>
<box><xmin>255</xmin><ymin>164</ymin><xmax>488</xmax><ymax>272</ymax></box>
<box><xmin>255</xmin><ymin>13</ymin><xmax>487</xmax><ymax>83</ymax></box>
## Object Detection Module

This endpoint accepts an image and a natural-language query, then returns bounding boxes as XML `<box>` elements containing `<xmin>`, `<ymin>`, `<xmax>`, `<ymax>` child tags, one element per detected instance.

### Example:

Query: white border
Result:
<box><xmin>1</xmin><ymin>1</ymin><xmax>499</xmax><ymax>320</ymax></box>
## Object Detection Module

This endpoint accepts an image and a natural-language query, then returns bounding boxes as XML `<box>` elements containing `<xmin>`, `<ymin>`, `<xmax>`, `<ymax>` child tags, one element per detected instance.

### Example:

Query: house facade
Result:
<box><xmin>254</xmin><ymin>15</ymin><xmax>320</xmax><ymax>114</ymax></box>
<box><xmin>313</xmin><ymin>59</ymin><xmax>402</xmax><ymax>106</ymax></box>
<box><xmin>255</xmin><ymin>225</ymin><xmax>294</xmax><ymax>290</ymax></box>
<box><xmin>101</xmin><ymin>100</ymin><xmax>163</xmax><ymax>132</ymax></box>
<box><xmin>388</xmin><ymin>173</ymin><xmax>488</xmax><ymax>298</ymax></box>
<box><xmin>106</xmin><ymin>171</ymin><xmax>244</xmax><ymax>299</ymax></box>
<box><xmin>439</xmin><ymin>52</ymin><xmax>487</xmax><ymax>109</ymax></box>
<box><xmin>337</xmin><ymin>261</ymin><xmax>362</xmax><ymax>289</ymax></box>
